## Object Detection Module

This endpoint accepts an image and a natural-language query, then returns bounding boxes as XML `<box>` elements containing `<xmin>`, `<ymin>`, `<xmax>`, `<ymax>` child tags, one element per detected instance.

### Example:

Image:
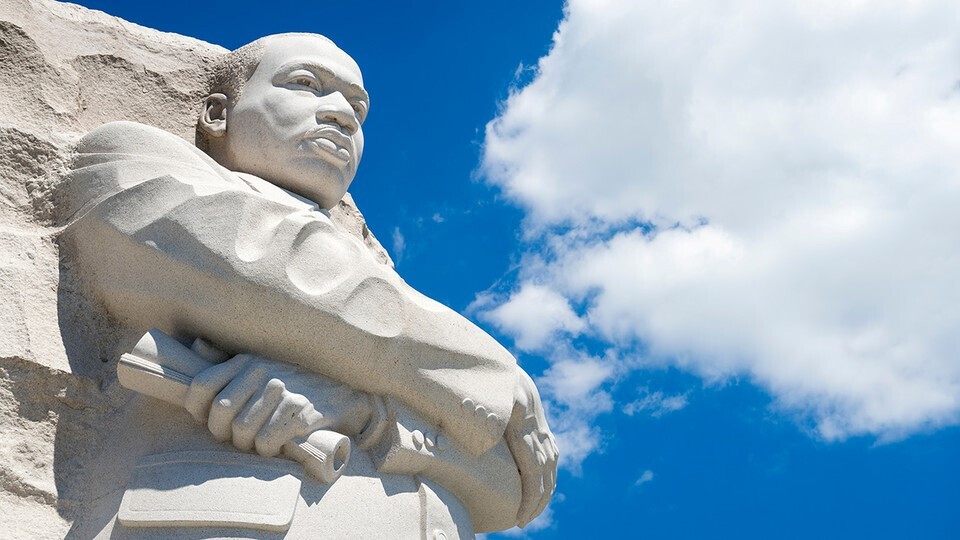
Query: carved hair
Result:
<box><xmin>196</xmin><ymin>33</ymin><xmax>336</xmax><ymax>152</ymax></box>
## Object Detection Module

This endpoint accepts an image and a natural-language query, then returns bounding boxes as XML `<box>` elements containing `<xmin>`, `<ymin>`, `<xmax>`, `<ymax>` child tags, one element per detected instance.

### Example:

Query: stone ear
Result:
<box><xmin>198</xmin><ymin>93</ymin><xmax>228</xmax><ymax>138</ymax></box>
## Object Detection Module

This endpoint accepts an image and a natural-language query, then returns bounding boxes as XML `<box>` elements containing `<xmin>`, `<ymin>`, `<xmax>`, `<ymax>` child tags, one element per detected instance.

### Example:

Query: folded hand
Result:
<box><xmin>183</xmin><ymin>354</ymin><xmax>372</xmax><ymax>457</ymax></box>
<box><xmin>505</xmin><ymin>367</ymin><xmax>559</xmax><ymax>528</ymax></box>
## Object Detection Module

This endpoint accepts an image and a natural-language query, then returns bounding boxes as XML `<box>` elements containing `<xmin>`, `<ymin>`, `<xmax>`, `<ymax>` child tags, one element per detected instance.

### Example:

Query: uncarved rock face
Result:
<box><xmin>221</xmin><ymin>35</ymin><xmax>368</xmax><ymax>209</ymax></box>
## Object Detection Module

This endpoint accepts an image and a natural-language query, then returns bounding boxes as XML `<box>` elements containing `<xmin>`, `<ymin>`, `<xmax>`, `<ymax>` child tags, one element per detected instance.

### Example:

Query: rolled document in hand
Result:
<box><xmin>117</xmin><ymin>328</ymin><xmax>350</xmax><ymax>484</ymax></box>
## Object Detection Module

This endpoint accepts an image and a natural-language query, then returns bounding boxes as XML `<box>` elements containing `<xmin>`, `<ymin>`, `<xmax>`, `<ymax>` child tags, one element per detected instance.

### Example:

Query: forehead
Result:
<box><xmin>255</xmin><ymin>35</ymin><xmax>364</xmax><ymax>88</ymax></box>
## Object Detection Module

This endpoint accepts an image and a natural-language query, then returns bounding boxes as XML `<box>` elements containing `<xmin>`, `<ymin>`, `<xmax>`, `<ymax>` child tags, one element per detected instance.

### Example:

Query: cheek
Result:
<box><xmin>354</xmin><ymin>130</ymin><xmax>365</xmax><ymax>160</ymax></box>
<box><xmin>259</xmin><ymin>93</ymin><xmax>313</xmax><ymax>131</ymax></box>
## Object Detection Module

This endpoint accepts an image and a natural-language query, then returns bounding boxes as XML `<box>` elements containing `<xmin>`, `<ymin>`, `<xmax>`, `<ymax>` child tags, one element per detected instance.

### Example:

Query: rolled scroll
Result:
<box><xmin>117</xmin><ymin>329</ymin><xmax>350</xmax><ymax>484</ymax></box>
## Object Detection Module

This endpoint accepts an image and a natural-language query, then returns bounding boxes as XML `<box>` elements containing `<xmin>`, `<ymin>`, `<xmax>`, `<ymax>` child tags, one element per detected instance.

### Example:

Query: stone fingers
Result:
<box><xmin>186</xmin><ymin>356</ymin><xmax>322</xmax><ymax>458</ymax></box>
<box><xmin>297</xmin><ymin>401</ymin><xmax>330</xmax><ymax>433</ymax></box>
<box><xmin>231</xmin><ymin>378</ymin><xmax>287</xmax><ymax>452</ymax></box>
<box><xmin>512</xmin><ymin>428</ymin><xmax>559</xmax><ymax>528</ymax></box>
<box><xmin>547</xmin><ymin>433</ymin><xmax>560</xmax><ymax>461</ymax></box>
<box><xmin>543</xmin><ymin>433</ymin><xmax>559</xmax><ymax>501</ymax></box>
<box><xmin>528</xmin><ymin>433</ymin><xmax>552</xmax><ymax>524</ymax></box>
<box><xmin>207</xmin><ymin>363</ymin><xmax>269</xmax><ymax>441</ymax></box>
<box><xmin>517</xmin><ymin>471</ymin><xmax>542</xmax><ymax>528</ymax></box>
<box><xmin>532</xmin><ymin>447</ymin><xmax>554</xmax><ymax>525</ymax></box>
<box><xmin>255</xmin><ymin>391</ymin><xmax>312</xmax><ymax>457</ymax></box>
<box><xmin>184</xmin><ymin>354</ymin><xmax>253</xmax><ymax>423</ymax></box>
<box><xmin>539</xmin><ymin>430</ymin><xmax>559</xmax><ymax>470</ymax></box>
<box><xmin>506</xmin><ymin>426</ymin><xmax>540</xmax><ymax>527</ymax></box>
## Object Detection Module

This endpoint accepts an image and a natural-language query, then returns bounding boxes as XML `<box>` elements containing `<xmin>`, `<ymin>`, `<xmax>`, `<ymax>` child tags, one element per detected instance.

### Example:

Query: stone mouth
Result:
<box><xmin>303</xmin><ymin>136</ymin><xmax>351</xmax><ymax>166</ymax></box>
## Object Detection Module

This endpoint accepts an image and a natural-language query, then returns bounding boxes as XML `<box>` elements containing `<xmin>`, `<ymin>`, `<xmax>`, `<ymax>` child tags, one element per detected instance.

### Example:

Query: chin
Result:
<box><xmin>305</xmin><ymin>180</ymin><xmax>350</xmax><ymax>209</ymax></box>
<box><xmin>282</xmin><ymin>163</ymin><xmax>353</xmax><ymax>208</ymax></box>
<box><xmin>311</xmin><ymin>191</ymin><xmax>346</xmax><ymax>209</ymax></box>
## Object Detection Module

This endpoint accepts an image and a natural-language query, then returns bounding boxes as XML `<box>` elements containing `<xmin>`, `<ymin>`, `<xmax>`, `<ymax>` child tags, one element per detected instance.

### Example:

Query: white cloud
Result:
<box><xmin>538</xmin><ymin>354</ymin><xmax>614</xmax><ymax>414</ymax></box>
<box><xmin>493</xmin><ymin>503</ymin><xmax>554</xmax><ymax>538</ymax></box>
<box><xmin>391</xmin><ymin>226</ymin><xmax>405</xmax><ymax>261</ymax></box>
<box><xmin>480</xmin><ymin>0</ymin><xmax>960</xmax><ymax>442</ymax></box>
<box><xmin>535</xmin><ymin>350</ymin><xmax>617</xmax><ymax>474</ymax></box>
<box><xmin>478</xmin><ymin>283</ymin><xmax>586</xmax><ymax>351</ymax></box>
<box><xmin>635</xmin><ymin>469</ymin><xmax>655</xmax><ymax>487</ymax></box>
<box><xmin>623</xmin><ymin>390</ymin><xmax>688</xmax><ymax>418</ymax></box>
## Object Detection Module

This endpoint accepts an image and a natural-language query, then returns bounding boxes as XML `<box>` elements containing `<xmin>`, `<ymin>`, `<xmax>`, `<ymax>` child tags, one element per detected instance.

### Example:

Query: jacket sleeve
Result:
<box><xmin>61</xmin><ymin>121</ymin><xmax>517</xmax><ymax>456</ymax></box>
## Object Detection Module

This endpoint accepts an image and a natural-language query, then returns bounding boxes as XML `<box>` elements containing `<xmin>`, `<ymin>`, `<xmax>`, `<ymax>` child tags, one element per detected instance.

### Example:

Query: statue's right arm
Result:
<box><xmin>61</xmin><ymin>121</ymin><xmax>517</xmax><ymax>456</ymax></box>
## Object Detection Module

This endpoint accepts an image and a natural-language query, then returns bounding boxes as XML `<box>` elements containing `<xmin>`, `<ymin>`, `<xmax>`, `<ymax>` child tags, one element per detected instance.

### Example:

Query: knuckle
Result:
<box><xmin>254</xmin><ymin>435</ymin><xmax>280</xmax><ymax>457</ymax></box>
<box><xmin>285</xmin><ymin>392</ymin><xmax>309</xmax><ymax>409</ymax></box>
<box><xmin>266</xmin><ymin>378</ymin><xmax>286</xmax><ymax>392</ymax></box>
<box><xmin>210</xmin><ymin>397</ymin><xmax>231</xmax><ymax>412</ymax></box>
<box><xmin>250</xmin><ymin>364</ymin><xmax>268</xmax><ymax>379</ymax></box>
<box><xmin>232</xmin><ymin>416</ymin><xmax>254</xmax><ymax>433</ymax></box>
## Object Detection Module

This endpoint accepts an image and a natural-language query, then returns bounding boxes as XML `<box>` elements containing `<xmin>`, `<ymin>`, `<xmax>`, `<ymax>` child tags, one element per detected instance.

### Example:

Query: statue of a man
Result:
<box><xmin>60</xmin><ymin>33</ymin><xmax>557</xmax><ymax>538</ymax></box>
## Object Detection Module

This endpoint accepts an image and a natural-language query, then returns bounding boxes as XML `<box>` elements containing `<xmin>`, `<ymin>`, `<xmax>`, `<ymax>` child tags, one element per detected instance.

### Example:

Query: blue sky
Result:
<box><xmin>68</xmin><ymin>1</ymin><xmax>960</xmax><ymax>537</ymax></box>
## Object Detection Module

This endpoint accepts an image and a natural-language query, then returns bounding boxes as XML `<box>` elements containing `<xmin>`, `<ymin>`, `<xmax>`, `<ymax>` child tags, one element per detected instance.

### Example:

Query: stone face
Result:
<box><xmin>0</xmin><ymin>0</ymin><xmax>557</xmax><ymax>537</ymax></box>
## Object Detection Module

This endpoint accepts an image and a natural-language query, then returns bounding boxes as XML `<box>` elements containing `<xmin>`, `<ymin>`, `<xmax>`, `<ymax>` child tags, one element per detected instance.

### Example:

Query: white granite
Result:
<box><xmin>0</xmin><ymin>1</ymin><xmax>557</xmax><ymax>538</ymax></box>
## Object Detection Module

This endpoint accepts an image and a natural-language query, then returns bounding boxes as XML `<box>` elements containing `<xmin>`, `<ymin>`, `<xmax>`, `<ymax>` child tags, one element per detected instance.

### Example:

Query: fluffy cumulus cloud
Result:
<box><xmin>480</xmin><ymin>0</ymin><xmax>960</xmax><ymax>444</ymax></box>
<box><xmin>477</xmin><ymin>284</ymin><xmax>585</xmax><ymax>351</ymax></box>
<box><xmin>535</xmin><ymin>350</ymin><xmax>616</xmax><ymax>473</ymax></box>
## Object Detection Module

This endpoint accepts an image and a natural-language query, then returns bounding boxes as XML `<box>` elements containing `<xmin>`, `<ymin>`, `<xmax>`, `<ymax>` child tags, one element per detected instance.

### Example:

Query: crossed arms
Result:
<box><xmin>61</xmin><ymin>121</ymin><xmax>557</xmax><ymax>527</ymax></box>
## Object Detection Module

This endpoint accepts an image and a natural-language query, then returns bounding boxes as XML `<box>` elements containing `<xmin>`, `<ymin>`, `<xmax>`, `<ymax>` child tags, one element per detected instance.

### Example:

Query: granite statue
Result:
<box><xmin>57</xmin><ymin>32</ymin><xmax>558</xmax><ymax>538</ymax></box>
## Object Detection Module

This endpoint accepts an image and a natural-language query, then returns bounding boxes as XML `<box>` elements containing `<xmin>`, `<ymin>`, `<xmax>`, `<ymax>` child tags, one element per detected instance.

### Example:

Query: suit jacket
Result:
<box><xmin>60</xmin><ymin>121</ymin><xmax>517</xmax><ymax>458</ymax></box>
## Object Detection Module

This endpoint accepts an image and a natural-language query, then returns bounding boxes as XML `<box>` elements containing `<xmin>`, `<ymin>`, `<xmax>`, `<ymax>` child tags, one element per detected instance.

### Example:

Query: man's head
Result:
<box><xmin>197</xmin><ymin>33</ymin><xmax>368</xmax><ymax>209</ymax></box>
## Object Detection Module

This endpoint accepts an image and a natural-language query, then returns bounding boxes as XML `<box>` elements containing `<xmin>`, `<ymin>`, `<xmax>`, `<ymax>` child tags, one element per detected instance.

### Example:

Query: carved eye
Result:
<box><xmin>351</xmin><ymin>102</ymin><xmax>368</xmax><ymax>123</ymax></box>
<box><xmin>292</xmin><ymin>76</ymin><xmax>319</xmax><ymax>90</ymax></box>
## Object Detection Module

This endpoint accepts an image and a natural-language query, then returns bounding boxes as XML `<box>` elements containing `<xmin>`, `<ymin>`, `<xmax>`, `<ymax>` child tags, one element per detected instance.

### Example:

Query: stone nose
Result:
<box><xmin>316</xmin><ymin>92</ymin><xmax>359</xmax><ymax>135</ymax></box>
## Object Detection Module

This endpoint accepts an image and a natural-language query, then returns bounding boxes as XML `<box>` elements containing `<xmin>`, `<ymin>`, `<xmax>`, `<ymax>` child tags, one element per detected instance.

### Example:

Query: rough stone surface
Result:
<box><xmin>0</xmin><ymin>0</ymin><xmax>392</xmax><ymax>535</ymax></box>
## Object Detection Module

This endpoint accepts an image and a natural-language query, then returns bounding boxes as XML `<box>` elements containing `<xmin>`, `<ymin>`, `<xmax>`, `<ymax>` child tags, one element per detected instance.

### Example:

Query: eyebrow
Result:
<box><xmin>275</xmin><ymin>61</ymin><xmax>370</xmax><ymax>105</ymax></box>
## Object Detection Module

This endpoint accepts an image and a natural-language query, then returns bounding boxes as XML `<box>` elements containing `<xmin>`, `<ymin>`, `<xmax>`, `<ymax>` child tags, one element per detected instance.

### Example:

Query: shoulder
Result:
<box><xmin>61</xmin><ymin>122</ymin><xmax>240</xmax><ymax>224</ymax></box>
<box><xmin>73</xmin><ymin>121</ymin><xmax>222</xmax><ymax>182</ymax></box>
<box><xmin>78</xmin><ymin>121</ymin><xmax>198</xmax><ymax>159</ymax></box>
